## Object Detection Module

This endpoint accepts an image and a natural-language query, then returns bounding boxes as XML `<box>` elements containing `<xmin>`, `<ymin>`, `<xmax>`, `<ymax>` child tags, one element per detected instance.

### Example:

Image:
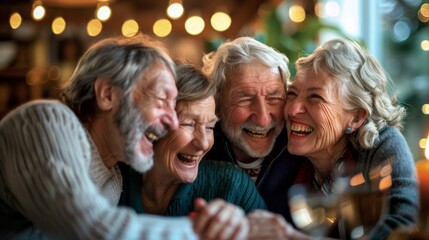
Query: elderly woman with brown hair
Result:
<box><xmin>120</xmin><ymin>63</ymin><xmax>266</xmax><ymax>239</ymax></box>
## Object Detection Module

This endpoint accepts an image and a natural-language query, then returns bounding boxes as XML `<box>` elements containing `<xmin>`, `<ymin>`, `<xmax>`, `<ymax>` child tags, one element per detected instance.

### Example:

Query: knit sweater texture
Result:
<box><xmin>119</xmin><ymin>160</ymin><xmax>267</xmax><ymax>215</ymax></box>
<box><xmin>0</xmin><ymin>100</ymin><xmax>197</xmax><ymax>240</ymax></box>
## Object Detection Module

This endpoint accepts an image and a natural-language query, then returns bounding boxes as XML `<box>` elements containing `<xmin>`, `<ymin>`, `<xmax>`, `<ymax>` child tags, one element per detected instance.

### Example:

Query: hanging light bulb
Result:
<box><xmin>52</xmin><ymin>17</ymin><xmax>66</xmax><ymax>35</ymax></box>
<box><xmin>167</xmin><ymin>0</ymin><xmax>184</xmax><ymax>20</ymax></box>
<box><xmin>96</xmin><ymin>1</ymin><xmax>111</xmax><ymax>22</ymax></box>
<box><xmin>87</xmin><ymin>18</ymin><xmax>103</xmax><ymax>37</ymax></box>
<box><xmin>10</xmin><ymin>12</ymin><xmax>22</xmax><ymax>29</ymax></box>
<box><xmin>185</xmin><ymin>11</ymin><xmax>205</xmax><ymax>36</ymax></box>
<box><xmin>32</xmin><ymin>0</ymin><xmax>46</xmax><ymax>21</ymax></box>
<box><xmin>153</xmin><ymin>18</ymin><xmax>172</xmax><ymax>37</ymax></box>
<box><xmin>210</xmin><ymin>11</ymin><xmax>231</xmax><ymax>32</ymax></box>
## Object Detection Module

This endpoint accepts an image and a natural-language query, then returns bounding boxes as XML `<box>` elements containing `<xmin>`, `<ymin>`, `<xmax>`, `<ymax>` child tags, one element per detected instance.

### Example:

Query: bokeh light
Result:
<box><xmin>52</xmin><ymin>17</ymin><xmax>66</xmax><ymax>35</ymax></box>
<box><xmin>289</xmin><ymin>5</ymin><xmax>306</xmax><ymax>23</ymax></box>
<box><xmin>167</xmin><ymin>2</ymin><xmax>184</xmax><ymax>19</ymax></box>
<box><xmin>153</xmin><ymin>19</ymin><xmax>172</xmax><ymax>37</ymax></box>
<box><xmin>210</xmin><ymin>12</ymin><xmax>231</xmax><ymax>32</ymax></box>
<box><xmin>9</xmin><ymin>12</ymin><xmax>22</xmax><ymax>29</ymax></box>
<box><xmin>185</xmin><ymin>15</ymin><xmax>205</xmax><ymax>35</ymax></box>
<box><xmin>122</xmin><ymin>19</ymin><xmax>139</xmax><ymax>37</ymax></box>
<box><xmin>87</xmin><ymin>19</ymin><xmax>102</xmax><ymax>37</ymax></box>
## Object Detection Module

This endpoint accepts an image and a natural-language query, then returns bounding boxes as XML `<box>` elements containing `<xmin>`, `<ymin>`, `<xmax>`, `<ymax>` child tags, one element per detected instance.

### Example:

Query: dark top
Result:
<box><xmin>204</xmin><ymin>124</ymin><xmax>305</xmax><ymax>223</ymax></box>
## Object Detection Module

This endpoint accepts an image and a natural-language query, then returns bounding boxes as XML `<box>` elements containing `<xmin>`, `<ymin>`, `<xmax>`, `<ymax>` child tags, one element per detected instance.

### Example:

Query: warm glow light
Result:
<box><xmin>153</xmin><ymin>19</ymin><xmax>172</xmax><ymax>37</ymax></box>
<box><xmin>423</xmin><ymin>104</ymin><xmax>429</xmax><ymax>114</ymax></box>
<box><xmin>52</xmin><ymin>17</ymin><xmax>66</xmax><ymax>35</ymax></box>
<box><xmin>185</xmin><ymin>16</ymin><xmax>205</xmax><ymax>35</ymax></box>
<box><xmin>32</xmin><ymin>3</ymin><xmax>46</xmax><ymax>21</ymax></box>
<box><xmin>426</xmin><ymin>133</ymin><xmax>429</xmax><ymax>159</ymax></box>
<box><xmin>289</xmin><ymin>5</ymin><xmax>306</xmax><ymax>23</ymax></box>
<box><xmin>350</xmin><ymin>172</ymin><xmax>366</xmax><ymax>186</ymax></box>
<box><xmin>421</xmin><ymin>3</ymin><xmax>429</xmax><ymax>18</ymax></box>
<box><xmin>420</xmin><ymin>138</ymin><xmax>427</xmax><ymax>149</ymax></box>
<box><xmin>421</xmin><ymin>40</ymin><xmax>429</xmax><ymax>51</ymax></box>
<box><xmin>167</xmin><ymin>2</ymin><xmax>184</xmax><ymax>19</ymax></box>
<box><xmin>211</xmin><ymin>12</ymin><xmax>231</xmax><ymax>32</ymax></box>
<box><xmin>315</xmin><ymin>2</ymin><xmax>324</xmax><ymax>18</ymax></box>
<box><xmin>122</xmin><ymin>19</ymin><xmax>139</xmax><ymax>37</ymax></box>
<box><xmin>379</xmin><ymin>175</ymin><xmax>392</xmax><ymax>191</ymax></box>
<box><xmin>87</xmin><ymin>19</ymin><xmax>102</xmax><ymax>37</ymax></box>
<box><xmin>418</xmin><ymin>10</ymin><xmax>429</xmax><ymax>22</ymax></box>
<box><xmin>9</xmin><ymin>12</ymin><xmax>22</xmax><ymax>29</ymax></box>
<box><xmin>97</xmin><ymin>5</ymin><xmax>111</xmax><ymax>21</ymax></box>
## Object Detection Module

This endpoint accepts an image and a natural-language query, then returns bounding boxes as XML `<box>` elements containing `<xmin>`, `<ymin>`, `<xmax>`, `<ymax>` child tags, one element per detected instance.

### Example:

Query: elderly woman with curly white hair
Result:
<box><xmin>246</xmin><ymin>38</ymin><xmax>419</xmax><ymax>240</ymax></box>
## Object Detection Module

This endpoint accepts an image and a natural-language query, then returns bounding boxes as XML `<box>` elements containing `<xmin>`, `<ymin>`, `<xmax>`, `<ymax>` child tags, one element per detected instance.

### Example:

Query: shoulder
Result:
<box><xmin>1</xmin><ymin>100</ymin><xmax>77</xmax><ymax>127</ymax></box>
<box><xmin>359</xmin><ymin>126</ymin><xmax>414</xmax><ymax>172</ymax></box>
<box><xmin>373</xmin><ymin>126</ymin><xmax>409</xmax><ymax>151</ymax></box>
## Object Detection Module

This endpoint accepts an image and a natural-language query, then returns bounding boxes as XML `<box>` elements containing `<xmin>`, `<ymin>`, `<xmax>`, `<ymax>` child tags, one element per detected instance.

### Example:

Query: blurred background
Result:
<box><xmin>0</xmin><ymin>0</ymin><xmax>428</xmax><ymax>161</ymax></box>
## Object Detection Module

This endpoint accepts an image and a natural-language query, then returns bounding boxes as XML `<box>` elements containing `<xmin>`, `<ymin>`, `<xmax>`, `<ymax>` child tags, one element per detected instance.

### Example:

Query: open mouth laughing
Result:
<box><xmin>243</xmin><ymin>128</ymin><xmax>271</xmax><ymax>138</ymax></box>
<box><xmin>290</xmin><ymin>123</ymin><xmax>314</xmax><ymax>136</ymax></box>
<box><xmin>177</xmin><ymin>153</ymin><xmax>200</xmax><ymax>166</ymax></box>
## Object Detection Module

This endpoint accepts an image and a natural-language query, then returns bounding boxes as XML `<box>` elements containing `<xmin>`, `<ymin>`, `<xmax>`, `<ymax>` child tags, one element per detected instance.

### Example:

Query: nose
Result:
<box><xmin>284</xmin><ymin>99</ymin><xmax>305</xmax><ymax>118</ymax></box>
<box><xmin>251</xmin><ymin>99</ymin><xmax>271</xmax><ymax>127</ymax></box>
<box><xmin>192</xmin><ymin>128</ymin><xmax>210</xmax><ymax>151</ymax></box>
<box><xmin>162</xmin><ymin>102</ymin><xmax>179</xmax><ymax>131</ymax></box>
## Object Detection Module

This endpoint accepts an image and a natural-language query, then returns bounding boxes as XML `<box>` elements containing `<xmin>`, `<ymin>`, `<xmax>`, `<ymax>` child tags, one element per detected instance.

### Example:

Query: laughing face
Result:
<box><xmin>218</xmin><ymin>61</ymin><xmax>285</xmax><ymax>160</ymax></box>
<box><xmin>152</xmin><ymin>96</ymin><xmax>217</xmax><ymax>183</ymax></box>
<box><xmin>117</xmin><ymin>60</ymin><xmax>178</xmax><ymax>173</ymax></box>
<box><xmin>283</xmin><ymin>67</ymin><xmax>354</xmax><ymax>161</ymax></box>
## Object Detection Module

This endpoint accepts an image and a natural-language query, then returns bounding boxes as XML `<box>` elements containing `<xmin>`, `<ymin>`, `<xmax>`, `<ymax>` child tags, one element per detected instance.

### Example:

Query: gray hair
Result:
<box><xmin>61</xmin><ymin>34</ymin><xmax>175</xmax><ymax>120</ymax></box>
<box><xmin>175</xmin><ymin>63</ymin><xmax>216</xmax><ymax>103</ymax></box>
<box><xmin>295</xmin><ymin>38</ymin><xmax>406</xmax><ymax>149</ymax></box>
<box><xmin>202</xmin><ymin>37</ymin><xmax>289</xmax><ymax>110</ymax></box>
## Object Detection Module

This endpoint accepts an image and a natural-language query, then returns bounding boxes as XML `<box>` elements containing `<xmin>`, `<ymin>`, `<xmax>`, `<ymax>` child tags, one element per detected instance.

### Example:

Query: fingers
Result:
<box><xmin>191</xmin><ymin>198</ymin><xmax>248</xmax><ymax>240</ymax></box>
<box><xmin>248</xmin><ymin>210</ymin><xmax>289</xmax><ymax>240</ymax></box>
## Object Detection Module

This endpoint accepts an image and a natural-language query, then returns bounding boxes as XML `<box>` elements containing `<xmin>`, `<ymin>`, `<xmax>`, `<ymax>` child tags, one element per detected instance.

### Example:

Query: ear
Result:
<box><xmin>351</xmin><ymin>109</ymin><xmax>368</xmax><ymax>129</ymax></box>
<box><xmin>94</xmin><ymin>77</ymin><xmax>114</xmax><ymax>111</ymax></box>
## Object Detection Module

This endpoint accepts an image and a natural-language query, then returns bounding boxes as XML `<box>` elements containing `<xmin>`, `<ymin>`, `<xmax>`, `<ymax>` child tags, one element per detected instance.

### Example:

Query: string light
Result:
<box><xmin>87</xmin><ymin>18</ymin><xmax>102</xmax><ymax>37</ymax></box>
<box><xmin>52</xmin><ymin>17</ymin><xmax>66</xmax><ymax>35</ymax></box>
<box><xmin>9</xmin><ymin>12</ymin><xmax>22</xmax><ymax>29</ymax></box>
<box><xmin>122</xmin><ymin>19</ymin><xmax>139</xmax><ymax>37</ymax></box>
<box><xmin>210</xmin><ymin>11</ymin><xmax>231</xmax><ymax>32</ymax></box>
<box><xmin>167</xmin><ymin>0</ymin><xmax>184</xmax><ymax>20</ymax></box>
<box><xmin>153</xmin><ymin>19</ymin><xmax>172</xmax><ymax>37</ymax></box>
<box><xmin>185</xmin><ymin>14</ymin><xmax>205</xmax><ymax>35</ymax></box>
<box><xmin>289</xmin><ymin>5</ymin><xmax>305</xmax><ymax>23</ymax></box>
<box><xmin>32</xmin><ymin>0</ymin><xmax>46</xmax><ymax>21</ymax></box>
<box><xmin>96</xmin><ymin>1</ymin><xmax>111</xmax><ymax>22</ymax></box>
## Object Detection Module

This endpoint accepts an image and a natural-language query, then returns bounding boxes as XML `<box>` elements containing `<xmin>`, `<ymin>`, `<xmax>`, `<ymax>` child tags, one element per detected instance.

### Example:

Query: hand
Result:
<box><xmin>247</xmin><ymin>210</ymin><xmax>310</xmax><ymax>240</ymax></box>
<box><xmin>191</xmin><ymin>198</ymin><xmax>249</xmax><ymax>240</ymax></box>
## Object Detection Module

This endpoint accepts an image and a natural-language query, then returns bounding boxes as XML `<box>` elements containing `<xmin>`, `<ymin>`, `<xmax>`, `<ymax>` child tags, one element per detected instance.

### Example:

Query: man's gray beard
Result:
<box><xmin>219</xmin><ymin>117</ymin><xmax>282</xmax><ymax>159</ymax></box>
<box><xmin>115</xmin><ymin>95</ymin><xmax>153</xmax><ymax>173</ymax></box>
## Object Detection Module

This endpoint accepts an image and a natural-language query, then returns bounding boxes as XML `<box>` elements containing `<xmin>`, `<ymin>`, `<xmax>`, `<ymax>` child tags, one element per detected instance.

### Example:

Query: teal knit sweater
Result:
<box><xmin>120</xmin><ymin>160</ymin><xmax>267</xmax><ymax>215</ymax></box>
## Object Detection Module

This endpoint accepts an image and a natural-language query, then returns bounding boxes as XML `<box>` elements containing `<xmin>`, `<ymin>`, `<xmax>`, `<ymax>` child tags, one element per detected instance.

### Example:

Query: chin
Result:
<box><xmin>130</xmin><ymin>153</ymin><xmax>154</xmax><ymax>173</ymax></box>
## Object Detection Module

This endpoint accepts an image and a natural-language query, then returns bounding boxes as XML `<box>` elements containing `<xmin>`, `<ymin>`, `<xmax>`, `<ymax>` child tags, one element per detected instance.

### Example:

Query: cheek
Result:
<box><xmin>223</xmin><ymin>106</ymin><xmax>251</xmax><ymax>127</ymax></box>
<box><xmin>316</xmin><ymin>104</ymin><xmax>346</xmax><ymax>144</ymax></box>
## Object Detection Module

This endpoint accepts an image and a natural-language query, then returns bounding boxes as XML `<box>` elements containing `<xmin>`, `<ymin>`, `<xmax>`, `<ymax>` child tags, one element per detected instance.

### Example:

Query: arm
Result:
<box><xmin>365</xmin><ymin>127</ymin><xmax>419</xmax><ymax>239</ymax></box>
<box><xmin>0</xmin><ymin>101</ymin><xmax>197</xmax><ymax>239</ymax></box>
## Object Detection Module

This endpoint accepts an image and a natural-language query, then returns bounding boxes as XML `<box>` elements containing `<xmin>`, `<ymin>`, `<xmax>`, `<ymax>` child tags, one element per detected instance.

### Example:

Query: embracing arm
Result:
<box><xmin>0</xmin><ymin>101</ymin><xmax>197</xmax><ymax>239</ymax></box>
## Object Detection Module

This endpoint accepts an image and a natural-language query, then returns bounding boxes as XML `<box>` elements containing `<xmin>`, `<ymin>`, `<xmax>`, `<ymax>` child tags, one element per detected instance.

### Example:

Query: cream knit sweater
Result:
<box><xmin>0</xmin><ymin>100</ymin><xmax>197</xmax><ymax>239</ymax></box>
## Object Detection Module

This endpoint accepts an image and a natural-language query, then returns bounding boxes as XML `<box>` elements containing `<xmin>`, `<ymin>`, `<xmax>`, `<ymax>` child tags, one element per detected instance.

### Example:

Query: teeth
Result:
<box><xmin>291</xmin><ymin>123</ymin><xmax>313</xmax><ymax>135</ymax></box>
<box><xmin>244</xmin><ymin>129</ymin><xmax>268</xmax><ymax>138</ymax></box>
<box><xmin>178</xmin><ymin>154</ymin><xmax>200</xmax><ymax>161</ymax></box>
<box><xmin>145</xmin><ymin>132</ymin><xmax>159</xmax><ymax>142</ymax></box>
<box><xmin>178</xmin><ymin>154</ymin><xmax>200</xmax><ymax>165</ymax></box>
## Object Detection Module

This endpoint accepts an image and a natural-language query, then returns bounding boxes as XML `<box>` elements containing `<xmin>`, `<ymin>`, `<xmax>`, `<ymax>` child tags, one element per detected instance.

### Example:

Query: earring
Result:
<box><xmin>345</xmin><ymin>127</ymin><xmax>352</xmax><ymax>134</ymax></box>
